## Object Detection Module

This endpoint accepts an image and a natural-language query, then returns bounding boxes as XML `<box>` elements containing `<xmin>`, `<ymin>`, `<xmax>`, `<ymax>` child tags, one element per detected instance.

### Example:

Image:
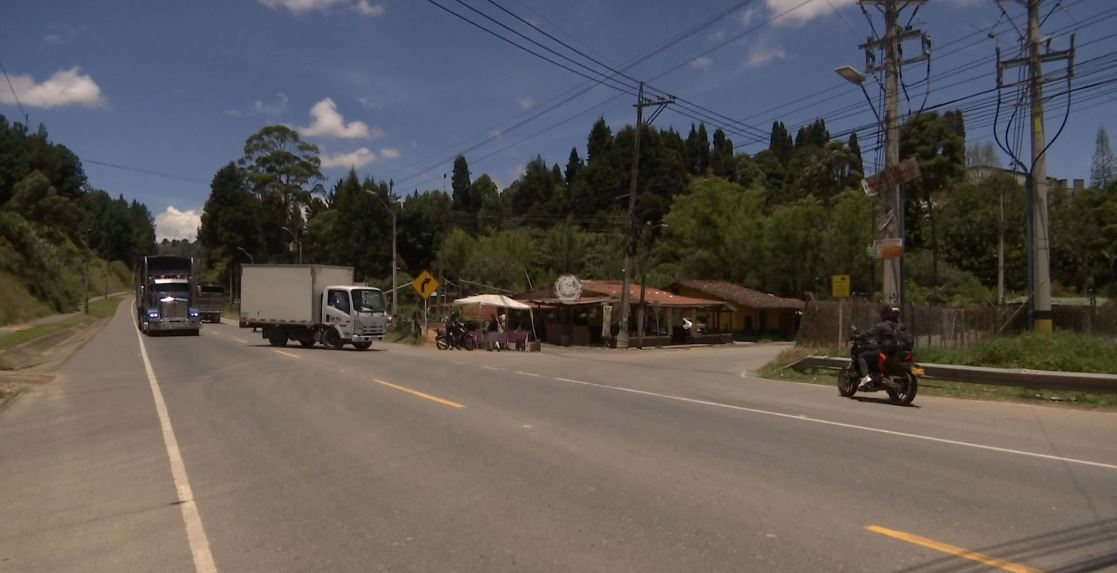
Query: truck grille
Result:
<box><xmin>160</xmin><ymin>300</ymin><xmax>189</xmax><ymax>320</ymax></box>
<box><xmin>357</xmin><ymin>325</ymin><xmax>385</xmax><ymax>336</ymax></box>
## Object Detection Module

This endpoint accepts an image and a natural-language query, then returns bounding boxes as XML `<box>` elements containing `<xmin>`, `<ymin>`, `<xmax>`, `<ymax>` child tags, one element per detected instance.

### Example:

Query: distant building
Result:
<box><xmin>664</xmin><ymin>280</ymin><xmax>805</xmax><ymax>339</ymax></box>
<box><xmin>518</xmin><ymin>280</ymin><xmax>728</xmax><ymax>346</ymax></box>
<box><xmin>966</xmin><ymin>164</ymin><xmax>1072</xmax><ymax>192</ymax></box>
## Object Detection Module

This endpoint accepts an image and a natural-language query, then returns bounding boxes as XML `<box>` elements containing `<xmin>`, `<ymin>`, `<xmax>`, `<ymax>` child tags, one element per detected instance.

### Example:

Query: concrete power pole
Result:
<box><xmin>882</xmin><ymin>0</ymin><xmax>902</xmax><ymax>306</ymax></box>
<box><xmin>998</xmin><ymin>0</ymin><xmax>1074</xmax><ymax>332</ymax></box>
<box><xmin>616</xmin><ymin>82</ymin><xmax>673</xmax><ymax>349</ymax></box>
<box><xmin>858</xmin><ymin>0</ymin><xmax>927</xmax><ymax>306</ymax></box>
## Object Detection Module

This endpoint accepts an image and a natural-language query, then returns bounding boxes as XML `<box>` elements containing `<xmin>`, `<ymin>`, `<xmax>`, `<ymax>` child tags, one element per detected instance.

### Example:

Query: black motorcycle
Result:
<box><xmin>837</xmin><ymin>325</ymin><xmax>922</xmax><ymax>405</ymax></box>
<box><xmin>435</xmin><ymin>321</ymin><xmax>476</xmax><ymax>351</ymax></box>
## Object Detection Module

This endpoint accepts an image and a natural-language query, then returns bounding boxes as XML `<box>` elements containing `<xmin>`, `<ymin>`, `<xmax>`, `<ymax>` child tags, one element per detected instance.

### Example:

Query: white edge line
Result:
<box><xmin>481</xmin><ymin>365</ymin><xmax>501</xmax><ymax>371</ymax></box>
<box><xmin>551</xmin><ymin>378</ymin><xmax>1117</xmax><ymax>472</ymax></box>
<box><xmin>515</xmin><ymin>371</ymin><xmax>542</xmax><ymax>378</ymax></box>
<box><xmin>132</xmin><ymin>307</ymin><xmax>218</xmax><ymax>572</ymax></box>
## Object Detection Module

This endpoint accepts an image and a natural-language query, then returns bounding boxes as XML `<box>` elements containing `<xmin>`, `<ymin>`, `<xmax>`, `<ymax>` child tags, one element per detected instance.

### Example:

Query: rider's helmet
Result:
<box><xmin>880</xmin><ymin>305</ymin><xmax>900</xmax><ymax>322</ymax></box>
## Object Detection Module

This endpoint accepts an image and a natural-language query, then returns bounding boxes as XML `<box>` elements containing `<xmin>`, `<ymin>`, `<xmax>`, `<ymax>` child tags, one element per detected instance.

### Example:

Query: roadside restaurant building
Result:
<box><xmin>517</xmin><ymin>280</ymin><xmax>729</xmax><ymax>347</ymax></box>
<box><xmin>664</xmin><ymin>280</ymin><xmax>804</xmax><ymax>339</ymax></box>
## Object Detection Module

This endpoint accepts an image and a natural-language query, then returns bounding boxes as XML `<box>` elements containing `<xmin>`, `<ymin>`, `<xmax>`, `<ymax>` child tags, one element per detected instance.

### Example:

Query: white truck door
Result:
<box><xmin>323</xmin><ymin>288</ymin><xmax>353</xmax><ymax>338</ymax></box>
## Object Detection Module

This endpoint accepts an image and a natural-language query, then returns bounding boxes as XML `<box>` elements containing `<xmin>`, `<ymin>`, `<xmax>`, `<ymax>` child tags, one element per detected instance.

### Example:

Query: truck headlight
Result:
<box><xmin>188</xmin><ymin>308</ymin><xmax>200</xmax><ymax>319</ymax></box>
<box><xmin>147</xmin><ymin>309</ymin><xmax>160</xmax><ymax>319</ymax></box>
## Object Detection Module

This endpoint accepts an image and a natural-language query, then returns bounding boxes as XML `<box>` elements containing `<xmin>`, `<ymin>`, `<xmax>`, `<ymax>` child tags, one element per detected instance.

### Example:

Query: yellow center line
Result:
<box><xmin>233</xmin><ymin>337</ymin><xmax>248</xmax><ymax>343</ymax></box>
<box><xmin>274</xmin><ymin>350</ymin><xmax>301</xmax><ymax>359</ymax></box>
<box><xmin>866</xmin><ymin>525</ymin><xmax>1046</xmax><ymax>573</ymax></box>
<box><xmin>373</xmin><ymin>379</ymin><xmax>465</xmax><ymax>409</ymax></box>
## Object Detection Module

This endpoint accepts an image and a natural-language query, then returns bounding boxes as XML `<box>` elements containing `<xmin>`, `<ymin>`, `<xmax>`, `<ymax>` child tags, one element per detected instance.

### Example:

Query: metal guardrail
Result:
<box><xmin>789</xmin><ymin>355</ymin><xmax>1117</xmax><ymax>394</ymax></box>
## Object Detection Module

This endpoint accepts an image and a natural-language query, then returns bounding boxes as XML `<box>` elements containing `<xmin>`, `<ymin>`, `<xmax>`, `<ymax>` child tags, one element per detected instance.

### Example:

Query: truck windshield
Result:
<box><xmin>353</xmin><ymin>289</ymin><xmax>386</xmax><ymax>313</ymax></box>
<box><xmin>154</xmin><ymin>283</ymin><xmax>191</xmax><ymax>295</ymax></box>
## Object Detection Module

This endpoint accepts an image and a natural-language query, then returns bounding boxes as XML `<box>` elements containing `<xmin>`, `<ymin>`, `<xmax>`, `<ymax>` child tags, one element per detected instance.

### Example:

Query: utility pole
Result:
<box><xmin>389</xmin><ymin>179</ymin><xmax>399</xmax><ymax>320</ymax></box>
<box><xmin>997</xmin><ymin>0</ymin><xmax>1074</xmax><ymax>332</ymax></box>
<box><xmin>998</xmin><ymin>184</ymin><xmax>1005</xmax><ymax>305</ymax></box>
<box><xmin>616</xmin><ymin>82</ymin><xmax>673</xmax><ymax>349</ymax></box>
<box><xmin>854</xmin><ymin>1</ymin><xmax>928</xmax><ymax>306</ymax></box>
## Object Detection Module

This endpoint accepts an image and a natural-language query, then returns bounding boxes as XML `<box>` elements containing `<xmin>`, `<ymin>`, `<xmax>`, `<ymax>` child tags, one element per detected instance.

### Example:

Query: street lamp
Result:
<box><xmin>364</xmin><ymin>181</ymin><xmax>402</xmax><ymax>320</ymax></box>
<box><xmin>235</xmin><ymin>246</ymin><xmax>255</xmax><ymax>264</ymax></box>
<box><xmin>834</xmin><ymin>65</ymin><xmax>881</xmax><ymax>125</ymax></box>
<box><xmin>281</xmin><ymin>226</ymin><xmax>302</xmax><ymax>264</ymax></box>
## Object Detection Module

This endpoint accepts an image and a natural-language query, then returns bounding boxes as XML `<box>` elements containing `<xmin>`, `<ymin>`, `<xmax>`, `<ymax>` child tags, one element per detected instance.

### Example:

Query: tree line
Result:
<box><xmin>0</xmin><ymin>115</ymin><xmax>156</xmax><ymax>314</ymax></box>
<box><xmin>199</xmin><ymin>114</ymin><xmax>1117</xmax><ymax>307</ymax></box>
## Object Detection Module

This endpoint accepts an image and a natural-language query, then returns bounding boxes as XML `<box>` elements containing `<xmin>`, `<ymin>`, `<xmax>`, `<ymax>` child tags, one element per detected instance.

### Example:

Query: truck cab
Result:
<box><xmin>320</xmin><ymin>286</ymin><xmax>389</xmax><ymax>349</ymax></box>
<box><xmin>135</xmin><ymin>255</ymin><xmax>202</xmax><ymax>336</ymax></box>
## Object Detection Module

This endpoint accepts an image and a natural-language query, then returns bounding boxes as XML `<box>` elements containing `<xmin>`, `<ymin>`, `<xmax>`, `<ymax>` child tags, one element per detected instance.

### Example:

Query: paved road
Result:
<box><xmin>1</xmin><ymin>302</ymin><xmax>1115</xmax><ymax>572</ymax></box>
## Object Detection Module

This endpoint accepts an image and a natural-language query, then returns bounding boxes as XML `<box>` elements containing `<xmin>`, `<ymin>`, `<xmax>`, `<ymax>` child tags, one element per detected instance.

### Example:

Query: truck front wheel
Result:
<box><xmin>268</xmin><ymin>328</ymin><xmax>288</xmax><ymax>347</ymax></box>
<box><xmin>351</xmin><ymin>341</ymin><xmax>372</xmax><ymax>351</ymax></box>
<box><xmin>322</xmin><ymin>328</ymin><xmax>344</xmax><ymax>350</ymax></box>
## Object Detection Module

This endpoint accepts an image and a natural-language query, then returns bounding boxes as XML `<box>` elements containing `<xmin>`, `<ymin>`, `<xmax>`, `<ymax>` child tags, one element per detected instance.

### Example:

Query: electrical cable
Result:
<box><xmin>0</xmin><ymin>57</ymin><xmax>28</xmax><ymax>124</ymax></box>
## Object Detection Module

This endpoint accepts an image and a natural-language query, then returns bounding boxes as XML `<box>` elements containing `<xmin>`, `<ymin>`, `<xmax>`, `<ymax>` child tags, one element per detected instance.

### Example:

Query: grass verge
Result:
<box><xmin>0</xmin><ymin>296</ymin><xmax>122</xmax><ymax>351</ymax></box>
<box><xmin>758</xmin><ymin>345</ymin><xmax>1117</xmax><ymax>409</ymax></box>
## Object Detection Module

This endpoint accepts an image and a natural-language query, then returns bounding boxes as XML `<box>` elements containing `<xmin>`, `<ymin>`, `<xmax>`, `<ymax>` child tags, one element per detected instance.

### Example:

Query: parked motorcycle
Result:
<box><xmin>435</xmin><ymin>321</ymin><xmax>476</xmax><ymax>351</ymax></box>
<box><xmin>836</xmin><ymin>325</ymin><xmax>922</xmax><ymax>405</ymax></box>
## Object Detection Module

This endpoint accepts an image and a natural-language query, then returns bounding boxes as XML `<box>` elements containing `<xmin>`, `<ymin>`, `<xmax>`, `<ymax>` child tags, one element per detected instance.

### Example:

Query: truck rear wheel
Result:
<box><xmin>268</xmin><ymin>329</ymin><xmax>288</xmax><ymax>347</ymax></box>
<box><xmin>351</xmin><ymin>341</ymin><xmax>372</xmax><ymax>351</ymax></box>
<box><xmin>299</xmin><ymin>339</ymin><xmax>315</xmax><ymax>348</ymax></box>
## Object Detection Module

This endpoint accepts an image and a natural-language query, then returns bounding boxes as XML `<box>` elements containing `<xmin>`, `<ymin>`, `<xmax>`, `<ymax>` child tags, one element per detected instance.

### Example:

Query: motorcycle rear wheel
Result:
<box><xmin>886</xmin><ymin>373</ymin><xmax>919</xmax><ymax>405</ymax></box>
<box><xmin>461</xmin><ymin>334</ymin><xmax>477</xmax><ymax>351</ymax></box>
<box><xmin>837</xmin><ymin>367</ymin><xmax>858</xmax><ymax>397</ymax></box>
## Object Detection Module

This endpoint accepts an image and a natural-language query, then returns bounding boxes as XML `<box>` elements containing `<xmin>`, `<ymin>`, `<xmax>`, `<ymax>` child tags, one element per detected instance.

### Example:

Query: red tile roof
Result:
<box><xmin>666</xmin><ymin>280</ymin><xmax>805</xmax><ymax>310</ymax></box>
<box><xmin>518</xmin><ymin>280</ymin><xmax>726</xmax><ymax>308</ymax></box>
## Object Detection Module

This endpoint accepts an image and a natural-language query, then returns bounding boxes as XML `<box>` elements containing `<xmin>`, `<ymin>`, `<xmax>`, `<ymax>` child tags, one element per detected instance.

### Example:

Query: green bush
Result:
<box><xmin>919</xmin><ymin>331</ymin><xmax>1117</xmax><ymax>374</ymax></box>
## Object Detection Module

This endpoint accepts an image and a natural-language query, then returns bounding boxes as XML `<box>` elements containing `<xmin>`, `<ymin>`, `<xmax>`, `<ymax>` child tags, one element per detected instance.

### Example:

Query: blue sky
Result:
<box><xmin>3</xmin><ymin>0</ymin><xmax>1114</xmax><ymax>240</ymax></box>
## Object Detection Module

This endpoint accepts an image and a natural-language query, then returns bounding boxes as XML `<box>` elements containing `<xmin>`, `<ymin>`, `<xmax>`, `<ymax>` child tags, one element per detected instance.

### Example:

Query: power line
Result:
<box><xmin>84</xmin><ymin>159</ymin><xmax>210</xmax><ymax>185</ymax></box>
<box><xmin>398</xmin><ymin>0</ymin><xmax>783</xmax><ymax>186</ymax></box>
<box><xmin>0</xmin><ymin>57</ymin><xmax>28</xmax><ymax>124</ymax></box>
<box><xmin>392</xmin><ymin>1</ymin><xmax>763</xmax><ymax>186</ymax></box>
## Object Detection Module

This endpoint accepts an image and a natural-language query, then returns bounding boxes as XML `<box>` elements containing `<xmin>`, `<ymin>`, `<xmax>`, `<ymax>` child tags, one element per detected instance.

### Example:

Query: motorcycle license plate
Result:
<box><xmin>911</xmin><ymin>367</ymin><xmax>925</xmax><ymax>377</ymax></box>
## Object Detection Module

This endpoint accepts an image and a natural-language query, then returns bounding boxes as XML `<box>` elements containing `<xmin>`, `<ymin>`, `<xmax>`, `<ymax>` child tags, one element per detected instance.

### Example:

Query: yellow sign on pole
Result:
<box><xmin>412</xmin><ymin>270</ymin><xmax>440</xmax><ymax>300</ymax></box>
<box><xmin>832</xmin><ymin>274</ymin><xmax>851</xmax><ymax>299</ymax></box>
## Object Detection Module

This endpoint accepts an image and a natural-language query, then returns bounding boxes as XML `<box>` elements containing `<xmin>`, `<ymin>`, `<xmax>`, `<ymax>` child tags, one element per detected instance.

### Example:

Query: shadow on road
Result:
<box><xmin>851</xmin><ymin>396</ymin><xmax>921</xmax><ymax>408</ymax></box>
<box><xmin>890</xmin><ymin>518</ymin><xmax>1117</xmax><ymax>573</ymax></box>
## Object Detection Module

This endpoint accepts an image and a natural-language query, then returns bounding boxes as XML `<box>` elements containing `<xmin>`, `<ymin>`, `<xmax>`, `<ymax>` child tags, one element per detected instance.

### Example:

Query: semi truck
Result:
<box><xmin>135</xmin><ymin>255</ymin><xmax>202</xmax><ymax>336</ymax></box>
<box><xmin>195</xmin><ymin>283</ymin><xmax>228</xmax><ymax>323</ymax></box>
<box><xmin>239</xmin><ymin>264</ymin><xmax>388</xmax><ymax>350</ymax></box>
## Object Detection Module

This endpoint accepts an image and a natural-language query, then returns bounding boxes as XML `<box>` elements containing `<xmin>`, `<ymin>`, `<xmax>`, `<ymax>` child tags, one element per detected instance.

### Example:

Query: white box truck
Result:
<box><xmin>239</xmin><ymin>264</ymin><xmax>388</xmax><ymax>350</ymax></box>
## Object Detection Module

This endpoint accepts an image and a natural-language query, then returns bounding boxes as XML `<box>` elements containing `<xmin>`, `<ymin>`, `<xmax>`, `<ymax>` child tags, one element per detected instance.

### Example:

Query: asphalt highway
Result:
<box><xmin>1</xmin><ymin>302</ymin><xmax>1115</xmax><ymax>572</ymax></box>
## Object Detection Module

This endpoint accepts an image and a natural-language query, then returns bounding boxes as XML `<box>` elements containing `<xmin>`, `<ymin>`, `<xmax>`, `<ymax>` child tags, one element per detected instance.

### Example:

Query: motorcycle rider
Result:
<box><xmin>857</xmin><ymin>305</ymin><xmax>904</xmax><ymax>390</ymax></box>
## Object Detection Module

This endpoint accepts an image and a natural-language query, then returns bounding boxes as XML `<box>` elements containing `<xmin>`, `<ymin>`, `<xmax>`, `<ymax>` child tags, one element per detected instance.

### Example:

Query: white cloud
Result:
<box><xmin>766</xmin><ymin>0</ymin><xmax>855</xmax><ymax>26</ymax></box>
<box><xmin>689</xmin><ymin>56</ymin><xmax>714</xmax><ymax>71</ymax></box>
<box><xmin>258</xmin><ymin>0</ymin><xmax>346</xmax><ymax>14</ymax></box>
<box><xmin>42</xmin><ymin>24</ymin><xmax>85</xmax><ymax>45</ymax></box>
<box><xmin>224</xmin><ymin>109</ymin><xmax>243</xmax><ymax>117</ymax></box>
<box><xmin>320</xmin><ymin>147</ymin><xmax>377</xmax><ymax>168</ymax></box>
<box><xmin>518</xmin><ymin>97</ymin><xmax>535</xmax><ymax>110</ymax></box>
<box><xmin>357</xmin><ymin>96</ymin><xmax>382</xmax><ymax>110</ymax></box>
<box><xmin>0</xmin><ymin>67</ymin><xmax>105</xmax><ymax>109</ymax></box>
<box><xmin>259</xmin><ymin>0</ymin><xmax>385</xmax><ymax>16</ymax></box>
<box><xmin>353</xmin><ymin>0</ymin><xmax>385</xmax><ymax>16</ymax></box>
<box><xmin>253</xmin><ymin>93</ymin><xmax>288</xmax><ymax>117</ymax></box>
<box><xmin>739</xmin><ymin>6</ymin><xmax>758</xmax><ymax>27</ymax></box>
<box><xmin>747</xmin><ymin>46</ymin><xmax>786</xmax><ymax>67</ymax></box>
<box><xmin>155</xmin><ymin>206</ymin><xmax>201</xmax><ymax>241</ymax></box>
<box><xmin>708</xmin><ymin>30</ymin><xmax>725</xmax><ymax>42</ymax></box>
<box><xmin>379</xmin><ymin>147</ymin><xmax>401</xmax><ymax>159</ymax></box>
<box><xmin>297</xmin><ymin>97</ymin><xmax>381</xmax><ymax>139</ymax></box>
